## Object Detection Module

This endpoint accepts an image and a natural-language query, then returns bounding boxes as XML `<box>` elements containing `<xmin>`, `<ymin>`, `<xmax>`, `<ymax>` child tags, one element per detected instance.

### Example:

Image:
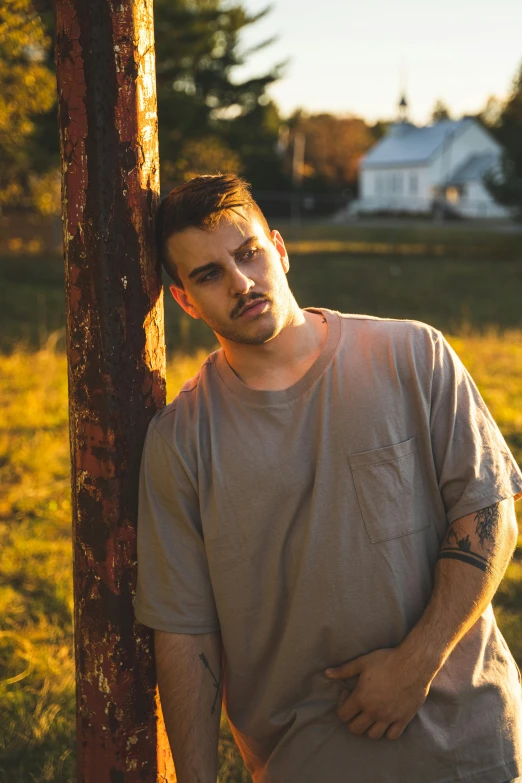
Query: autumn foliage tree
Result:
<box><xmin>287</xmin><ymin>113</ymin><xmax>375</xmax><ymax>193</ymax></box>
<box><xmin>0</xmin><ymin>0</ymin><xmax>56</xmax><ymax>211</ymax></box>
<box><xmin>2</xmin><ymin>0</ymin><xmax>284</xmax><ymax>212</ymax></box>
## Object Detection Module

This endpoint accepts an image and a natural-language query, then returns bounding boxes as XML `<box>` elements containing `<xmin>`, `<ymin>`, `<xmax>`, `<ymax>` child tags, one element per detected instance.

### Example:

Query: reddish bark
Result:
<box><xmin>54</xmin><ymin>1</ymin><xmax>173</xmax><ymax>779</ymax></box>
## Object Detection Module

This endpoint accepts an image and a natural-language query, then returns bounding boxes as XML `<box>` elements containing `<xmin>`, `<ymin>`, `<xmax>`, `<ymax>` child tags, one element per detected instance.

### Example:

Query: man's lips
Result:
<box><xmin>235</xmin><ymin>298</ymin><xmax>269</xmax><ymax>318</ymax></box>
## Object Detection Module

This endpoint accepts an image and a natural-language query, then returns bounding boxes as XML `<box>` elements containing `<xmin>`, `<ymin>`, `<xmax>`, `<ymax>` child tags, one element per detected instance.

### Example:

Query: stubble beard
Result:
<box><xmin>211</xmin><ymin>288</ymin><xmax>294</xmax><ymax>346</ymax></box>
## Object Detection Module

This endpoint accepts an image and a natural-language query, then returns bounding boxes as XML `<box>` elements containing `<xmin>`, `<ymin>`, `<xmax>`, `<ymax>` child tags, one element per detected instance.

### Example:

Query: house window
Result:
<box><xmin>409</xmin><ymin>174</ymin><xmax>418</xmax><ymax>195</ymax></box>
<box><xmin>391</xmin><ymin>174</ymin><xmax>403</xmax><ymax>195</ymax></box>
<box><xmin>375</xmin><ymin>175</ymin><xmax>383</xmax><ymax>195</ymax></box>
<box><xmin>446</xmin><ymin>186</ymin><xmax>460</xmax><ymax>204</ymax></box>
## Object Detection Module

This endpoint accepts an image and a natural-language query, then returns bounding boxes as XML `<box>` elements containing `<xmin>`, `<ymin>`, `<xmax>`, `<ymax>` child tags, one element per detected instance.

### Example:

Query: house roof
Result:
<box><xmin>361</xmin><ymin>118</ymin><xmax>472</xmax><ymax>169</ymax></box>
<box><xmin>444</xmin><ymin>151</ymin><xmax>499</xmax><ymax>186</ymax></box>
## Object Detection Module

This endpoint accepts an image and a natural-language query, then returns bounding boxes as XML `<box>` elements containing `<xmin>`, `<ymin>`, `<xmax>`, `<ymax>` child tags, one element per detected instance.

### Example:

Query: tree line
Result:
<box><xmin>1</xmin><ymin>0</ymin><xmax>522</xmax><ymax>216</ymax></box>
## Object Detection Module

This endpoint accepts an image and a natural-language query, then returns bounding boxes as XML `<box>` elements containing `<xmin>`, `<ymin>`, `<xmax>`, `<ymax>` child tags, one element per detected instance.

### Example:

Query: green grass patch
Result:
<box><xmin>279</xmin><ymin>221</ymin><xmax>522</xmax><ymax>257</ymax></box>
<box><xmin>288</xmin><ymin>254</ymin><xmax>522</xmax><ymax>333</ymax></box>
<box><xmin>1</xmin><ymin>222</ymin><xmax>521</xmax><ymax>354</ymax></box>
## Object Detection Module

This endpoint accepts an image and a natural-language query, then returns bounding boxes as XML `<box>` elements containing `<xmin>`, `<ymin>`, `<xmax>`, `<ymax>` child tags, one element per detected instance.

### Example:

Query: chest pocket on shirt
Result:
<box><xmin>349</xmin><ymin>436</ymin><xmax>431</xmax><ymax>544</ymax></box>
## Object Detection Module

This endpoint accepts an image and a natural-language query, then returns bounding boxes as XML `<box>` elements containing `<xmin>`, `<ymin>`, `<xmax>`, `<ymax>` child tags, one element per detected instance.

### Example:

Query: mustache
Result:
<box><xmin>231</xmin><ymin>292</ymin><xmax>269</xmax><ymax>319</ymax></box>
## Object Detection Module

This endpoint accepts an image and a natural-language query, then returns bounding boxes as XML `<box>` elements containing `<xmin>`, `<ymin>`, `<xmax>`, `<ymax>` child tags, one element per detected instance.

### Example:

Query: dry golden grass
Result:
<box><xmin>446</xmin><ymin>331</ymin><xmax>522</xmax><ymax>666</ymax></box>
<box><xmin>0</xmin><ymin>334</ymin><xmax>521</xmax><ymax>781</ymax></box>
<box><xmin>449</xmin><ymin>330</ymin><xmax>522</xmax><ymax>443</ymax></box>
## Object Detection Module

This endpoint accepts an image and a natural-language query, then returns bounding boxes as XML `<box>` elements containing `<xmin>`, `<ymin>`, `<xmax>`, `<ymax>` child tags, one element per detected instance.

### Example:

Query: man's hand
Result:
<box><xmin>326</xmin><ymin>499</ymin><xmax>518</xmax><ymax>742</ymax></box>
<box><xmin>325</xmin><ymin>647</ymin><xmax>431</xmax><ymax>740</ymax></box>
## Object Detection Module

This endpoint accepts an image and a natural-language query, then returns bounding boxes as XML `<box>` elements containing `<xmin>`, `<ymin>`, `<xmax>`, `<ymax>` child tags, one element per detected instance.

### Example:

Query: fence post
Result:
<box><xmin>53</xmin><ymin>1</ymin><xmax>174</xmax><ymax>779</ymax></box>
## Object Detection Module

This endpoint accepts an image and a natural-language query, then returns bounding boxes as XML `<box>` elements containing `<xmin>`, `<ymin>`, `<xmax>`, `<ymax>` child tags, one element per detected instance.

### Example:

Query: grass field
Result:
<box><xmin>1</xmin><ymin>334</ymin><xmax>521</xmax><ymax>782</ymax></box>
<box><xmin>1</xmin><ymin>222</ymin><xmax>522</xmax><ymax>781</ymax></box>
<box><xmin>0</xmin><ymin>348</ymin><xmax>253</xmax><ymax>783</ymax></box>
<box><xmin>1</xmin><ymin>221</ymin><xmax>522</xmax><ymax>354</ymax></box>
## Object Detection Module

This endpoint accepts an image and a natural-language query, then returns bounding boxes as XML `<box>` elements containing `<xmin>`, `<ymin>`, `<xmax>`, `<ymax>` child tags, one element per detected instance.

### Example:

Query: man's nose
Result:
<box><xmin>229</xmin><ymin>265</ymin><xmax>254</xmax><ymax>296</ymax></box>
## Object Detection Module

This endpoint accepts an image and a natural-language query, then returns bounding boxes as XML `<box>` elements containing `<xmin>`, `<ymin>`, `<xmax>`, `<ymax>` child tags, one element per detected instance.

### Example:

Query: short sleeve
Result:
<box><xmin>429</xmin><ymin>331</ymin><xmax>522</xmax><ymax>523</ymax></box>
<box><xmin>134</xmin><ymin>419</ymin><xmax>220</xmax><ymax>634</ymax></box>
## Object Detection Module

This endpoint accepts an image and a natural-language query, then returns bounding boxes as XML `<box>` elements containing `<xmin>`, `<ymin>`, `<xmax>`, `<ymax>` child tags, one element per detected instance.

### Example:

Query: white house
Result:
<box><xmin>357</xmin><ymin>110</ymin><xmax>510</xmax><ymax>219</ymax></box>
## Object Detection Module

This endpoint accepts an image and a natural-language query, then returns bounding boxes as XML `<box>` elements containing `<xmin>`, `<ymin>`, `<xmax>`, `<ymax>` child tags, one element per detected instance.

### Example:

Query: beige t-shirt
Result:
<box><xmin>135</xmin><ymin>309</ymin><xmax>522</xmax><ymax>783</ymax></box>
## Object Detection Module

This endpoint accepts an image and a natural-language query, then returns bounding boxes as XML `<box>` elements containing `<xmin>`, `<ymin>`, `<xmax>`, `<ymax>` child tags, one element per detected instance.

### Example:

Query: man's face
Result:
<box><xmin>166</xmin><ymin>214</ymin><xmax>293</xmax><ymax>345</ymax></box>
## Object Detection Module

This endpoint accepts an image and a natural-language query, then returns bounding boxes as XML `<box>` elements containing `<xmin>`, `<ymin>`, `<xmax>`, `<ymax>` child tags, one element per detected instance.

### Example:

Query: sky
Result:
<box><xmin>233</xmin><ymin>0</ymin><xmax>522</xmax><ymax>125</ymax></box>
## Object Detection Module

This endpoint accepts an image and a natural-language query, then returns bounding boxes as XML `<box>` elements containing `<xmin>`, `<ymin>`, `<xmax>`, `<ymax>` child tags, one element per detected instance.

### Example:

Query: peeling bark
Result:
<box><xmin>54</xmin><ymin>1</ymin><xmax>173</xmax><ymax>779</ymax></box>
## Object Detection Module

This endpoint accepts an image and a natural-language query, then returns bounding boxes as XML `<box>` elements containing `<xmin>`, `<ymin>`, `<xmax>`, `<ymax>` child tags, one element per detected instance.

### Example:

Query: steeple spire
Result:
<box><xmin>398</xmin><ymin>93</ymin><xmax>408</xmax><ymax>122</ymax></box>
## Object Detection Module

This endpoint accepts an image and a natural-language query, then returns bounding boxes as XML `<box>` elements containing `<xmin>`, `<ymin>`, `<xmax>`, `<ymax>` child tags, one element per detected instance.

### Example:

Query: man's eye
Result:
<box><xmin>242</xmin><ymin>248</ymin><xmax>257</xmax><ymax>260</ymax></box>
<box><xmin>199</xmin><ymin>269</ymin><xmax>220</xmax><ymax>283</ymax></box>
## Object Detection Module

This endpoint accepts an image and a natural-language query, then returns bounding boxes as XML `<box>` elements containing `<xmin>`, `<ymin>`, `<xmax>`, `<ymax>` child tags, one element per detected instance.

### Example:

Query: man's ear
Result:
<box><xmin>169</xmin><ymin>284</ymin><xmax>202</xmax><ymax>320</ymax></box>
<box><xmin>271</xmin><ymin>229</ymin><xmax>289</xmax><ymax>274</ymax></box>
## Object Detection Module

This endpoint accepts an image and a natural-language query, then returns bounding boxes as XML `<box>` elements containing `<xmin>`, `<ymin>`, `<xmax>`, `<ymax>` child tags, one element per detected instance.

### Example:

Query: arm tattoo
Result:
<box><xmin>437</xmin><ymin>548</ymin><xmax>489</xmax><ymax>572</ymax></box>
<box><xmin>437</xmin><ymin>502</ymin><xmax>501</xmax><ymax>573</ymax></box>
<box><xmin>199</xmin><ymin>652</ymin><xmax>222</xmax><ymax>715</ymax></box>
<box><xmin>475</xmin><ymin>503</ymin><xmax>500</xmax><ymax>549</ymax></box>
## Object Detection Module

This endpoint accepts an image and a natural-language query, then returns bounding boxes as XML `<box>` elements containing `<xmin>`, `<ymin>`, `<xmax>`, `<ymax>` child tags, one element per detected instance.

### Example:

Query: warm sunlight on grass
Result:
<box><xmin>1</xmin><ymin>334</ymin><xmax>521</xmax><ymax>781</ymax></box>
<box><xmin>446</xmin><ymin>331</ymin><xmax>522</xmax><ymax>665</ymax></box>
<box><xmin>448</xmin><ymin>331</ymin><xmax>522</xmax><ymax>450</ymax></box>
<box><xmin>166</xmin><ymin>349</ymin><xmax>216</xmax><ymax>399</ymax></box>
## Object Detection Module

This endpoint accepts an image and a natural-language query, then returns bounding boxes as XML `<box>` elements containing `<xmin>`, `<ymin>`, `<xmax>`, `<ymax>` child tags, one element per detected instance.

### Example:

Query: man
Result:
<box><xmin>134</xmin><ymin>174</ymin><xmax>522</xmax><ymax>783</ymax></box>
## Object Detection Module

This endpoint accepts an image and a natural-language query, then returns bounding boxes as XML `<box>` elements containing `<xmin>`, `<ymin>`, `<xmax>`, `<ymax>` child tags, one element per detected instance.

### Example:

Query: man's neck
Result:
<box><xmin>218</xmin><ymin>305</ymin><xmax>328</xmax><ymax>392</ymax></box>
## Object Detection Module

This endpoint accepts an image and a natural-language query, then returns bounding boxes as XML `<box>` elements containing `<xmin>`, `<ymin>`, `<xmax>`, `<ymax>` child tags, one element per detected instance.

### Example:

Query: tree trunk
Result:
<box><xmin>54</xmin><ymin>1</ymin><xmax>173</xmax><ymax>779</ymax></box>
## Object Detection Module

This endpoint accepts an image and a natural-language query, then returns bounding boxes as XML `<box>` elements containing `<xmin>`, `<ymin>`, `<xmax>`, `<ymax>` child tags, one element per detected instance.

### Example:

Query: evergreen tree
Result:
<box><xmin>477</xmin><ymin>95</ymin><xmax>503</xmax><ymax>134</ymax></box>
<box><xmin>484</xmin><ymin>62</ymin><xmax>522</xmax><ymax>217</ymax></box>
<box><xmin>5</xmin><ymin>0</ymin><xmax>284</xmax><ymax>211</ymax></box>
<box><xmin>431</xmin><ymin>99</ymin><xmax>451</xmax><ymax>123</ymax></box>
<box><xmin>153</xmin><ymin>0</ymin><xmax>285</xmax><ymax>188</ymax></box>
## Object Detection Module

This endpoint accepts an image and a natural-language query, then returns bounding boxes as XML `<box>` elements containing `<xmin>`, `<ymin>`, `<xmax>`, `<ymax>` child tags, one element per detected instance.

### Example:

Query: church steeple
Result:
<box><xmin>387</xmin><ymin>92</ymin><xmax>413</xmax><ymax>138</ymax></box>
<box><xmin>398</xmin><ymin>93</ymin><xmax>408</xmax><ymax>122</ymax></box>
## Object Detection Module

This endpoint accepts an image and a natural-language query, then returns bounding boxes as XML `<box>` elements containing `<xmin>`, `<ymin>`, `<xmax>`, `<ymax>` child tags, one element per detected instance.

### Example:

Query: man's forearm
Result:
<box><xmin>399</xmin><ymin>498</ymin><xmax>518</xmax><ymax>681</ymax></box>
<box><xmin>326</xmin><ymin>498</ymin><xmax>519</xmax><ymax>739</ymax></box>
<box><xmin>155</xmin><ymin>629</ymin><xmax>222</xmax><ymax>783</ymax></box>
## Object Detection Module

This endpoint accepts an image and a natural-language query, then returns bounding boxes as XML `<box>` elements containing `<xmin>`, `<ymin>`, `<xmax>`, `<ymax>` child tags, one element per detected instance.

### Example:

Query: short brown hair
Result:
<box><xmin>156</xmin><ymin>174</ymin><xmax>271</xmax><ymax>287</ymax></box>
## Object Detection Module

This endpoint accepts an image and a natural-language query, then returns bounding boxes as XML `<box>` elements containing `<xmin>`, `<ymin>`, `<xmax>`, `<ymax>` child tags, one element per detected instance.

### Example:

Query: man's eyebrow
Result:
<box><xmin>187</xmin><ymin>236</ymin><xmax>258</xmax><ymax>280</ymax></box>
<box><xmin>232</xmin><ymin>236</ymin><xmax>257</xmax><ymax>257</ymax></box>
<box><xmin>188</xmin><ymin>261</ymin><xmax>219</xmax><ymax>280</ymax></box>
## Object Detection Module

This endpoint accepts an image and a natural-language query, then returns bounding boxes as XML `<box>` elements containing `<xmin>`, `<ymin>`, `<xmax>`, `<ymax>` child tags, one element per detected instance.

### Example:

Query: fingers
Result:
<box><xmin>345</xmin><ymin>712</ymin><xmax>374</xmax><ymax>736</ymax></box>
<box><xmin>366</xmin><ymin>721</ymin><xmax>390</xmax><ymax>740</ymax></box>
<box><xmin>325</xmin><ymin>657</ymin><xmax>364</xmax><ymax>680</ymax></box>
<box><xmin>342</xmin><ymin>715</ymin><xmax>407</xmax><ymax>741</ymax></box>
<box><xmin>336</xmin><ymin>692</ymin><xmax>412</xmax><ymax>740</ymax></box>
<box><xmin>338</xmin><ymin>688</ymin><xmax>350</xmax><ymax>705</ymax></box>
<box><xmin>337</xmin><ymin>693</ymin><xmax>362</xmax><ymax>723</ymax></box>
<box><xmin>386</xmin><ymin>722</ymin><xmax>408</xmax><ymax>741</ymax></box>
